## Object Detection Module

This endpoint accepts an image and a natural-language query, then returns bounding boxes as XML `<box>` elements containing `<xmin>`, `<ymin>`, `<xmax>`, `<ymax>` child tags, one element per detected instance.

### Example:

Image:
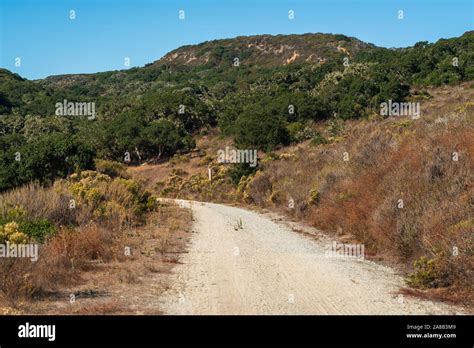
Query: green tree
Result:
<box><xmin>140</xmin><ymin>119</ymin><xmax>195</xmax><ymax>160</ymax></box>
<box><xmin>234</xmin><ymin>110</ymin><xmax>290</xmax><ymax>151</ymax></box>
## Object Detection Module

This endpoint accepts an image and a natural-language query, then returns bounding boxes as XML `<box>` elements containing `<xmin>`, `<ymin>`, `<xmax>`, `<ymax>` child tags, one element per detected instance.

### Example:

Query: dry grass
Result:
<box><xmin>0</xmin><ymin>223</ymin><xmax>121</xmax><ymax>307</ymax></box>
<box><xmin>0</xmin><ymin>202</ymin><xmax>192</xmax><ymax>314</ymax></box>
<box><xmin>0</xmin><ymin>182</ymin><xmax>91</xmax><ymax>226</ymax></box>
<box><xmin>0</xmin><ymin>168</ymin><xmax>193</xmax><ymax>314</ymax></box>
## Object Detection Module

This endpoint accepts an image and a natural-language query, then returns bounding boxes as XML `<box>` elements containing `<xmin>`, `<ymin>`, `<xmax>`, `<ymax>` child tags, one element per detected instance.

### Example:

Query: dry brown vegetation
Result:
<box><xmin>0</xmin><ymin>170</ymin><xmax>192</xmax><ymax>314</ymax></box>
<box><xmin>247</xmin><ymin>84</ymin><xmax>473</xmax><ymax>305</ymax></box>
<box><xmin>131</xmin><ymin>83</ymin><xmax>473</xmax><ymax>306</ymax></box>
<box><xmin>252</xmin><ymin>84</ymin><xmax>473</xmax><ymax>305</ymax></box>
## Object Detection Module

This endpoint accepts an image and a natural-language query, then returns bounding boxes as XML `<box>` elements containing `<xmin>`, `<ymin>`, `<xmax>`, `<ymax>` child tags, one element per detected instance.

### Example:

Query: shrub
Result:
<box><xmin>8</xmin><ymin>231</ymin><xmax>29</xmax><ymax>244</ymax></box>
<box><xmin>228</xmin><ymin>163</ymin><xmax>257</xmax><ymax>185</ymax></box>
<box><xmin>269</xmin><ymin>189</ymin><xmax>285</xmax><ymax>204</ymax></box>
<box><xmin>94</xmin><ymin>159</ymin><xmax>127</xmax><ymax>178</ymax></box>
<box><xmin>18</xmin><ymin>219</ymin><xmax>55</xmax><ymax>242</ymax></box>
<box><xmin>407</xmin><ymin>256</ymin><xmax>440</xmax><ymax>289</ymax></box>
<box><xmin>246</xmin><ymin>171</ymin><xmax>272</xmax><ymax>205</ymax></box>
<box><xmin>0</xmin><ymin>222</ymin><xmax>28</xmax><ymax>244</ymax></box>
<box><xmin>170</xmin><ymin>168</ymin><xmax>188</xmax><ymax>176</ymax></box>
<box><xmin>287</xmin><ymin>122</ymin><xmax>304</xmax><ymax>142</ymax></box>
<box><xmin>0</xmin><ymin>258</ymin><xmax>36</xmax><ymax>304</ymax></box>
<box><xmin>261</xmin><ymin>153</ymin><xmax>279</xmax><ymax>163</ymax></box>
<box><xmin>198</xmin><ymin>155</ymin><xmax>213</xmax><ymax>166</ymax></box>
<box><xmin>310</xmin><ymin>131</ymin><xmax>328</xmax><ymax>146</ymax></box>
<box><xmin>67</xmin><ymin>171</ymin><xmax>155</xmax><ymax>224</ymax></box>
<box><xmin>308</xmin><ymin>184</ymin><xmax>321</xmax><ymax>205</ymax></box>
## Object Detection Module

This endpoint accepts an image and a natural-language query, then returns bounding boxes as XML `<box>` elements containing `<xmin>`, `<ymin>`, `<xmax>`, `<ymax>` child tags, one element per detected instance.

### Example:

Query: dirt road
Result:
<box><xmin>159</xmin><ymin>201</ymin><xmax>464</xmax><ymax>315</ymax></box>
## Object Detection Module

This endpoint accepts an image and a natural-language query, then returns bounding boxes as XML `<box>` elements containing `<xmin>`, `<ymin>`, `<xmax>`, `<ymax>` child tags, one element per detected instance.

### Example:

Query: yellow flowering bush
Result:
<box><xmin>0</xmin><ymin>222</ymin><xmax>29</xmax><ymax>244</ymax></box>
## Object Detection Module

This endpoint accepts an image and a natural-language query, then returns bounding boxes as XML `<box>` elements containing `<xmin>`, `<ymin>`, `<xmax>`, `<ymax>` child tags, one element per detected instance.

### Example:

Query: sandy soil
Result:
<box><xmin>159</xmin><ymin>201</ymin><xmax>466</xmax><ymax>315</ymax></box>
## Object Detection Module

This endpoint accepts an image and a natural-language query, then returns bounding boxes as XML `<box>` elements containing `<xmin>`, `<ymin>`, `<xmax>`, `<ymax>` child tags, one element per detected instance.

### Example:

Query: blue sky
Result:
<box><xmin>0</xmin><ymin>0</ymin><xmax>472</xmax><ymax>79</ymax></box>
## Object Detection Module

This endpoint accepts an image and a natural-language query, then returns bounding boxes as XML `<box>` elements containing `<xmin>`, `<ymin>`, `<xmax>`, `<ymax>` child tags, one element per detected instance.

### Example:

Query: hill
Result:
<box><xmin>0</xmin><ymin>31</ymin><xmax>473</xmax><ymax>192</ymax></box>
<box><xmin>154</xmin><ymin>33</ymin><xmax>373</xmax><ymax>68</ymax></box>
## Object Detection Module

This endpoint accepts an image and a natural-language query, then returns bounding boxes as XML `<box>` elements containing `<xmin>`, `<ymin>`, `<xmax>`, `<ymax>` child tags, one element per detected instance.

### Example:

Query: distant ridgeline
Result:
<box><xmin>0</xmin><ymin>31</ymin><xmax>473</xmax><ymax>191</ymax></box>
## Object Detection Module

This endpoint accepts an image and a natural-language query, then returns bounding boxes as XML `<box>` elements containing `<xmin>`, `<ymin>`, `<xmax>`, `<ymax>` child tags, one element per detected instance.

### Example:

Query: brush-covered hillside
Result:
<box><xmin>1</xmin><ymin>31</ymin><xmax>473</xmax><ymax>191</ymax></box>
